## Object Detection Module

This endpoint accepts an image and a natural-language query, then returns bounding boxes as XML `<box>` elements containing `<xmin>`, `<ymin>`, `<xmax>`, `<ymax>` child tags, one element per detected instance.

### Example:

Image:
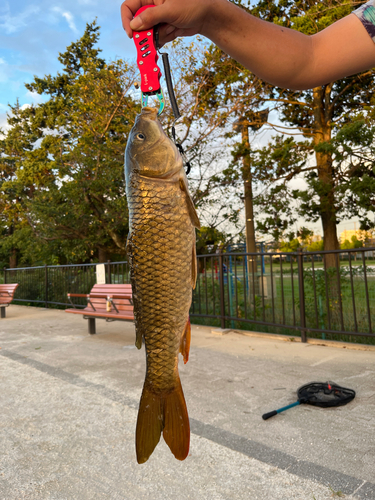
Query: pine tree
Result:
<box><xmin>0</xmin><ymin>21</ymin><xmax>140</xmax><ymax>264</ymax></box>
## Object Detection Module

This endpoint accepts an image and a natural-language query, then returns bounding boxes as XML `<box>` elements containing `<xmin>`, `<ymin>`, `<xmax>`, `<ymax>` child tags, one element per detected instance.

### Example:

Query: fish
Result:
<box><xmin>125</xmin><ymin>107</ymin><xmax>200</xmax><ymax>464</ymax></box>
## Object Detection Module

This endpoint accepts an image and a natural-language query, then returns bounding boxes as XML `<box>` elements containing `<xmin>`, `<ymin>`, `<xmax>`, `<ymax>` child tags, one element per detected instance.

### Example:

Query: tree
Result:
<box><xmin>1</xmin><ymin>30</ymin><xmax>249</xmax><ymax>265</ymax></box>
<box><xmin>0</xmin><ymin>100</ymin><xmax>38</xmax><ymax>267</ymax></box>
<box><xmin>341</xmin><ymin>235</ymin><xmax>363</xmax><ymax>250</ymax></box>
<box><xmin>159</xmin><ymin>39</ymin><xmax>261</xmax><ymax>241</ymax></box>
<box><xmin>0</xmin><ymin>21</ymin><xmax>139</xmax><ymax>265</ymax></box>
<box><xmin>178</xmin><ymin>36</ymin><xmax>270</xmax><ymax>291</ymax></box>
<box><xmin>196</xmin><ymin>226</ymin><xmax>228</xmax><ymax>254</ymax></box>
<box><xmin>279</xmin><ymin>236</ymin><xmax>301</xmax><ymax>253</ymax></box>
<box><xmin>249</xmin><ymin>0</ymin><xmax>375</xmax><ymax>266</ymax></box>
<box><xmin>194</xmin><ymin>0</ymin><xmax>375</xmax><ymax>269</ymax></box>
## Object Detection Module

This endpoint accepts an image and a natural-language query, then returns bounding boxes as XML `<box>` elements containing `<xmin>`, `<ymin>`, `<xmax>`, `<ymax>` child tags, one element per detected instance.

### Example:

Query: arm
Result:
<box><xmin>121</xmin><ymin>0</ymin><xmax>375</xmax><ymax>90</ymax></box>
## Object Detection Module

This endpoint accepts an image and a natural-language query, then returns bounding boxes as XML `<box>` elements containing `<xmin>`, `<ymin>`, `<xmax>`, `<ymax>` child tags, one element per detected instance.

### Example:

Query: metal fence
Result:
<box><xmin>2</xmin><ymin>248</ymin><xmax>375</xmax><ymax>344</ymax></box>
<box><xmin>0</xmin><ymin>261</ymin><xmax>130</xmax><ymax>308</ymax></box>
<box><xmin>191</xmin><ymin>247</ymin><xmax>375</xmax><ymax>344</ymax></box>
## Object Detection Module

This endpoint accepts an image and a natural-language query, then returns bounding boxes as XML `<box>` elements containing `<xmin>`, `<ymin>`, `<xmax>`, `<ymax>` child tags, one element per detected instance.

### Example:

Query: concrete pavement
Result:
<box><xmin>0</xmin><ymin>305</ymin><xmax>374</xmax><ymax>499</ymax></box>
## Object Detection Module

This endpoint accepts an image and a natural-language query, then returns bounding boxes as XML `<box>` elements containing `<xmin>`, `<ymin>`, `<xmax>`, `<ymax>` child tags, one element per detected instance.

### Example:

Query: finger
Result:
<box><xmin>130</xmin><ymin>2</ymin><xmax>173</xmax><ymax>32</ymax></box>
<box><xmin>121</xmin><ymin>0</ymin><xmax>153</xmax><ymax>37</ymax></box>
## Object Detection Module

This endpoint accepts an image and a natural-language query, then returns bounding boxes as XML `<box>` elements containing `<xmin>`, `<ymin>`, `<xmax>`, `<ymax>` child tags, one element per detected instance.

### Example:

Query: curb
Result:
<box><xmin>210</xmin><ymin>328</ymin><xmax>375</xmax><ymax>351</ymax></box>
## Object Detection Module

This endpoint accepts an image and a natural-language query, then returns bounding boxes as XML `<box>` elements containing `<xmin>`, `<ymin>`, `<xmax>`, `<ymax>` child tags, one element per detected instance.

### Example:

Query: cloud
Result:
<box><xmin>0</xmin><ymin>3</ymin><xmax>40</xmax><ymax>34</ymax></box>
<box><xmin>0</xmin><ymin>110</ymin><xmax>10</xmax><ymax>135</ymax></box>
<box><xmin>25</xmin><ymin>90</ymin><xmax>45</xmax><ymax>105</ymax></box>
<box><xmin>52</xmin><ymin>7</ymin><xmax>78</xmax><ymax>33</ymax></box>
<box><xmin>0</xmin><ymin>58</ymin><xmax>10</xmax><ymax>83</ymax></box>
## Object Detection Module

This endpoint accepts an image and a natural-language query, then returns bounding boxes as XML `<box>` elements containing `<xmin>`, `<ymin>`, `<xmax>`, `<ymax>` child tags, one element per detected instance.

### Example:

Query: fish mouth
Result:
<box><xmin>140</xmin><ymin>107</ymin><xmax>159</xmax><ymax>119</ymax></box>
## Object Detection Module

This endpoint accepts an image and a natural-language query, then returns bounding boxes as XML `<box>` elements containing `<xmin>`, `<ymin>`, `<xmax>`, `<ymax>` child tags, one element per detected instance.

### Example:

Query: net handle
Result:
<box><xmin>262</xmin><ymin>401</ymin><xmax>300</xmax><ymax>420</ymax></box>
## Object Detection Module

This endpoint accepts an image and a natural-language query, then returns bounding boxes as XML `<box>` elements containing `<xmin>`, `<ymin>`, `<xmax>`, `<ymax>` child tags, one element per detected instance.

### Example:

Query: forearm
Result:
<box><xmin>203</xmin><ymin>0</ymin><xmax>375</xmax><ymax>90</ymax></box>
<box><xmin>202</xmin><ymin>0</ymin><xmax>314</xmax><ymax>90</ymax></box>
<box><xmin>123</xmin><ymin>0</ymin><xmax>375</xmax><ymax>90</ymax></box>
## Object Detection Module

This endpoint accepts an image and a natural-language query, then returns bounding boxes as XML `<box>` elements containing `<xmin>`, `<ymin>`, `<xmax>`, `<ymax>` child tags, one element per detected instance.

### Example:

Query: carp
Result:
<box><xmin>125</xmin><ymin>107</ymin><xmax>200</xmax><ymax>464</ymax></box>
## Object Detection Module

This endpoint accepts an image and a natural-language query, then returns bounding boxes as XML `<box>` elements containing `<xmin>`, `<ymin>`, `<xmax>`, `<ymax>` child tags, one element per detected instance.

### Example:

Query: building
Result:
<box><xmin>339</xmin><ymin>229</ymin><xmax>373</xmax><ymax>244</ymax></box>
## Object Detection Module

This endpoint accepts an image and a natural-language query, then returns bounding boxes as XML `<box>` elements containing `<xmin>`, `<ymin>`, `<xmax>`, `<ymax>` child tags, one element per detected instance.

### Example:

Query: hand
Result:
<box><xmin>121</xmin><ymin>0</ymin><xmax>214</xmax><ymax>45</ymax></box>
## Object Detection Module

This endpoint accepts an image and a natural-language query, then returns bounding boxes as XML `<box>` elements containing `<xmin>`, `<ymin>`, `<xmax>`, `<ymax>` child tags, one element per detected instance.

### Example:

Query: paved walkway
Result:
<box><xmin>1</xmin><ymin>305</ymin><xmax>374</xmax><ymax>499</ymax></box>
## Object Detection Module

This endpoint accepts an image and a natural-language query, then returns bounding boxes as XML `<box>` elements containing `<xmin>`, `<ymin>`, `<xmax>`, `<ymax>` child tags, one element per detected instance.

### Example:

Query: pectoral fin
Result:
<box><xmin>179</xmin><ymin>176</ymin><xmax>200</xmax><ymax>229</ymax></box>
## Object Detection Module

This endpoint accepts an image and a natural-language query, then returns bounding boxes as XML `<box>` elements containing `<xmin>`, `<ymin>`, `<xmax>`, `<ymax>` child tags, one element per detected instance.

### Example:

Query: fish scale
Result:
<box><xmin>128</xmin><ymin>177</ymin><xmax>194</xmax><ymax>392</ymax></box>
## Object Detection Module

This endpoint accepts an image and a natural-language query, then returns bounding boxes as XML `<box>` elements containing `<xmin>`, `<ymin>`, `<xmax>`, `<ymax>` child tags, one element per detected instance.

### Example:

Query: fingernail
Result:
<box><xmin>165</xmin><ymin>25</ymin><xmax>175</xmax><ymax>35</ymax></box>
<box><xmin>130</xmin><ymin>16</ymin><xmax>143</xmax><ymax>30</ymax></box>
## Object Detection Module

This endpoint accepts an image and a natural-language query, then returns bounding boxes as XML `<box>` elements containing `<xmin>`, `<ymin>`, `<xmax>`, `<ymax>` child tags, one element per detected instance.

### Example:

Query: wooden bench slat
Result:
<box><xmin>87</xmin><ymin>304</ymin><xmax>133</xmax><ymax>312</ymax></box>
<box><xmin>65</xmin><ymin>283</ymin><xmax>134</xmax><ymax>333</ymax></box>
<box><xmin>91</xmin><ymin>287</ymin><xmax>132</xmax><ymax>291</ymax></box>
<box><xmin>89</xmin><ymin>293</ymin><xmax>132</xmax><ymax>299</ymax></box>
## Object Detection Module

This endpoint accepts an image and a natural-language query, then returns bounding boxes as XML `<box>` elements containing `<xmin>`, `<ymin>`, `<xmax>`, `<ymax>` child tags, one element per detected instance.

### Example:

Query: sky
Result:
<box><xmin>0</xmin><ymin>0</ymin><xmax>360</xmax><ymax>239</ymax></box>
<box><xmin>0</xmin><ymin>0</ymin><xmax>134</xmax><ymax>127</ymax></box>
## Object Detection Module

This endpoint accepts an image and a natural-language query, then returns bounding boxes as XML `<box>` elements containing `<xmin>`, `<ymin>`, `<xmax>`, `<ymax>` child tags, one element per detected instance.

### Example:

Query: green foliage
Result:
<box><xmin>279</xmin><ymin>238</ymin><xmax>301</xmax><ymax>252</ymax></box>
<box><xmin>0</xmin><ymin>21</ymin><xmax>139</xmax><ymax>266</ymax></box>
<box><xmin>197</xmin><ymin>0</ymin><xmax>375</xmax><ymax>251</ymax></box>
<box><xmin>307</xmin><ymin>239</ymin><xmax>324</xmax><ymax>252</ymax></box>
<box><xmin>1</xmin><ymin>30</ymin><xmax>247</xmax><ymax>266</ymax></box>
<box><xmin>196</xmin><ymin>226</ymin><xmax>228</xmax><ymax>254</ymax></box>
<box><xmin>341</xmin><ymin>235</ymin><xmax>363</xmax><ymax>250</ymax></box>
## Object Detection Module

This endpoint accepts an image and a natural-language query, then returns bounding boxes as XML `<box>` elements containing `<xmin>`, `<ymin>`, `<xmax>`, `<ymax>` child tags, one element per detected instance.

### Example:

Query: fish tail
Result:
<box><xmin>136</xmin><ymin>378</ymin><xmax>190</xmax><ymax>464</ymax></box>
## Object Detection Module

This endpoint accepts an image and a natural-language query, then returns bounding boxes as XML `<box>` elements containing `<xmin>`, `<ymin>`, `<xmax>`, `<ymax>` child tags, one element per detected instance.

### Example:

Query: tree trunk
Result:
<box><xmin>312</xmin><ymin>85</ymin><xmax>342</xmax><ymax>325</ymax></box>
<box><xmin>98</xmin><ymin>247</ymin><xmax>109</xmax><ymax>263</ymax></box>
<box><xmin>9</xmin><ymin>248</ymin><xmax>17</xmax><ymax>269</ymax></box>
<box><xmin>241</xmin><ymin>125</ymin><xmax>258</xmax><ymax>297</ymax></box>
<box><xmin>313</xmin><ymin>86</ymin><xmax>340</xmax><ymax>269</ymax></box>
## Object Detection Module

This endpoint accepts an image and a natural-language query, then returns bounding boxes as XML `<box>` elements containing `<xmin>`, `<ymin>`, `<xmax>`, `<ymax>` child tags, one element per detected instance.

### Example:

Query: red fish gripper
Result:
<box><xmin>133</xmin><ymin>5</ymin><xmax>164</xmax><ymax>115</ymax></box>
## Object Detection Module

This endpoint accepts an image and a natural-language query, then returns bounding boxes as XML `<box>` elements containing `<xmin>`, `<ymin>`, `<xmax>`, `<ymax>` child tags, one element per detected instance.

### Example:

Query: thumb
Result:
<box><xmin>130</xmin><ymin>4</ymin><xmax>171</xmax><ymax>31</ymax></box>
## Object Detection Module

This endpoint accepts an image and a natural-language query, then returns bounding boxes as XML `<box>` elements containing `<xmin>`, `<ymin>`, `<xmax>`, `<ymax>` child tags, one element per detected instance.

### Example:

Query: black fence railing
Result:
<box><xmin>191</xmin><ymin>247</ymin><xmax>375</xmax><ymax>344</ymax></box>
<box><xmin>0</xmin><ymin>261</ymin><xmax>130</xmax><ymax>308</ymax></box>
<box><xmin>1</xmin><ymin>248</ymin><xmax>375</xmax><ymax>344</ymax></box>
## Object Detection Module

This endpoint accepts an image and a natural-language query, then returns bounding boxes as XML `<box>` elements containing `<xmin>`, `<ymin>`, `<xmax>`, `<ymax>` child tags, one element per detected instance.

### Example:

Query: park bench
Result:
<box><xmin>0</xmin><ymin>284</ymin><xmax>19</xmax><ymax>318</ymax></box>
<box><xmin>65</xmin><ymin>284</ymin><xmax>134</xmax><ymax>334</ymax></box>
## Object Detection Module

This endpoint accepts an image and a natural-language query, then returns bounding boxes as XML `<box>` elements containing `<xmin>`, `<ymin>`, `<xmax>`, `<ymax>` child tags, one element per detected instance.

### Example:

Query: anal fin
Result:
<box><xmin>180</xmin><ymin>318</ymin><xmax>191</xmax><ymax>364</ymax></box>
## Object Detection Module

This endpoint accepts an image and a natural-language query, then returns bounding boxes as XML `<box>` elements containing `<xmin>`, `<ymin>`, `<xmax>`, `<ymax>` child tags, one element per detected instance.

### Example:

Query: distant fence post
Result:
<box><xmin>297</xmin><ymin>249</ymin><xmax>307</xmax><ymax>342</ymax></box>
<box><xmin>45</xmin><ymin>264</ymin><xmax>48</xmax><ymax>308</ymax></box>
<box><xmin>218</xmin><ymin>253</ymin><xmax>225</xmax><ymax>329</ymax></box>
<box><xmin>107</xmin><ymin>260</ymin><xmax>112</xmax><ymax>284</ymax></box>
<box><xmin>3</xmin><ymin>267</ymin><xmax>6</xmax><ymax>284</ymax></box>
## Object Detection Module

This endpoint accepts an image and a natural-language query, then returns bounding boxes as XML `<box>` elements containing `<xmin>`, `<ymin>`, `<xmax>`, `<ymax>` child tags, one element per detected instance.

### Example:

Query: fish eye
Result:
<box><xmin>136</xmin><ymin>132</ymin><xmax>145</xmax><ymax>141</ymax></box>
